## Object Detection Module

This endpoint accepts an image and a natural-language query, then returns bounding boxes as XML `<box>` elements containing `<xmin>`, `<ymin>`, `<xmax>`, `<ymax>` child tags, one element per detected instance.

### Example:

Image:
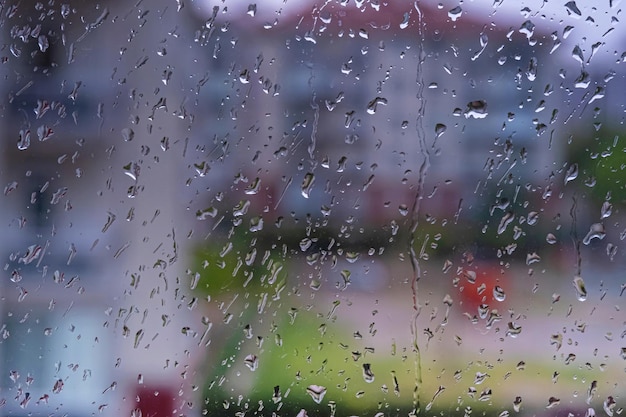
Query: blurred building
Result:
<box><xmin>0</xmin><ymin>1</ymin><xmax>615</xmax><ymax>416</ymax></box>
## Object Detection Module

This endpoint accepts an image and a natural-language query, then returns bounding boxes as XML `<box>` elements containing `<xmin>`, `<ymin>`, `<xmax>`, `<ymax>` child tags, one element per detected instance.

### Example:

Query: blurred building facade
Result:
<box><xmin>0</xmin><ymin>1</ymin><xmax>614</xmax><ymax>416</ymax></box>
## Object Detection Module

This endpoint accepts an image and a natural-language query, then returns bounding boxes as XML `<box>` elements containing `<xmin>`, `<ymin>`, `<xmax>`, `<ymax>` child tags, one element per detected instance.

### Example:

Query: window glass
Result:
<box><xmin>0</xmin><ymin>1</ymin><xmax>624</xmax><ymax>417</ymax></box>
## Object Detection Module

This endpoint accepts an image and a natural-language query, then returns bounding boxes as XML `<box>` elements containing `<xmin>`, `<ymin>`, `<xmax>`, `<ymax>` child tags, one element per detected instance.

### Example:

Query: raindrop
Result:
<box><xmin>38</xmin><ymin>35</ymin><xmax>49</xmax><ymax>52</ymax></box>
<box><xmin>600</xmin><ymin>201</ymin><xmax>612</xmax><ymax>219</ymax></box>
<box><xmin>582</xmin><ymin>223</ymin><xmax>605</xmax><ymax>245</ymax></box>
<box><xmin>565</xmin><ymin>1</ymin><xmax>582</xmax><ymax>16</ymax></box>
<box><xmin>547</xmin><ymin>397</ymin><xmax>561</xmax><ymax>408</ymax></box>
<box><xmin>573</xmin><ymin>276</ymin><xmax>587</xmax><ymax>301</ymax></box>
<box><xmin>448</xmin><ymin>6</ymin><xmax>462</xmax><ymax>21</ymax></box>
<box><xmin>435</xmin><ymin>123</ymin><xmax>447</xmax><ymax>138</ymax></box>
<box><xmin>526</xmin><ymin>252</ymin><xmax>541</xmax><ymax>265</ymax></box>
<box><xmin>506</xmin><ymin>322</ymin><xmax>522</xmax><ymax>337</ymax></box>
<box><xmin>513</xmin><ymin>396</ymin><xmax>523</xmax><ymax>412</ymax></box>
<box><xmin>366</xmin><ymin>97</ymin><xmax>388</xmax><ymax>114</ymax></box>
<box><xmin>245</xmin><ymin>177</ymin><xmax>261</xmax><ymax>195</ymax></box>
<box><xmin>17</xmin><ymin>129</ymin><xmax>31</xmax><ymax>151</ymax></box>
<box><xmin>546</xmin><ymin>233</ymin><xmax>557</xmax><ymax>244</ymax></box>
<box><xmin>464</xmin><ymin>100</ymin><xmax>488</xmax><ymax>119</ymax></box>
<box><xmin>564</xmin><ymin>163</ymin><xmax>578</xmax><ymax>185</ymax></box>
<box><xmin>572</xmin><ymin>45</ymin><xmax>585</xmax><ymax>65</ymax></box>
<box><xmin>196</xmin><ymin>207</ymin><xmax>217</xmax><ymax>220</ymax></box>
<box><xmin>362</xmin><ymin>363</ymin><xmax>375</xmax><ymax>383</ymax></box>
<box><xmin>121</xmin><ymin>128</ymin><xmax>135</xmax><ymax>142</ymax></box>
<box><xmin>527</xmin><ymin>211</ymin><xmax>539</xmax><ymax>225</ymax></box>
<box><xmin>306</xmin><ymin>385</ymin><xmax>326</xmax><ymax>404</ymax></box>
<box><xmin>247</xmin><ymin>4</ymin><xmax>257</xmax><ymax>17</ymax></box>
<box><xmin>604</xmin><ymin>396</ymin><xmax>616</xmax><ymax>416</ymax></box>
<box><xmin>519</xmin><ymin>20</ymin><xmax>535</xmax><ymax>39</ymax></box>
<box><xmin>9</xmin><ymin>371</ymin><xmax>19</xmax><ymax>383</ymax></box>
<box><xmin>52</xmin><ymin>379</ymin><xmax>64</xmax><ymax>394</ymax></box>
<box><xmin>399</xmin><ymin>12</ymin><xmax>410</xmax><ymax>29</ymax></box>
<box><xmin>249</xmin><ymin>216</ymin><xmax>263</xmax><ymax>232</ymax></box>
<box><xmin>497</xmin><ymin>211</ymin><xmax>514</xmax><ymax>235</ymax></box>
<box><xmin>587</xmin><ymin>380</ymin><xmax>597</xmax><ymax>404</ymax></box>
<box><xmin>493</xmin><ymin>286</ymin><xmax>506</xmax><ymax>302</ymax></box>
<box><xmin>244</xmin><ymin>354</ymin><xmax>258</xmax><ymax>371</ymax></box>
<box><xmin>301</xmin><ymin>173</ymin><xmax>315</xmax><ymax>198</ymax></box>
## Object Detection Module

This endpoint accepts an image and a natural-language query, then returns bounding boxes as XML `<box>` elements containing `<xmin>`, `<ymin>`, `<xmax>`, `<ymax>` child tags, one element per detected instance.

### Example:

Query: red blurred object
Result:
<box><xmin>135</xmin><ymin>385</ymin><xmax>175</xmax><ymax>417</ymax></box>
<box><xmin>456</xmin><ymin>262</ymin><xmax>507</xmax><ymax>314</ymax></box>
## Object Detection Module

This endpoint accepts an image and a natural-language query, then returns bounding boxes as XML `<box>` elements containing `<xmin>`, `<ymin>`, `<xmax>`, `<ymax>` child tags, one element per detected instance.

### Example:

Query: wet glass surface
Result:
<box><xmin>0</xmin><ymin>1</ymin><xmax>624</xmax><ymax>416</ymax></box>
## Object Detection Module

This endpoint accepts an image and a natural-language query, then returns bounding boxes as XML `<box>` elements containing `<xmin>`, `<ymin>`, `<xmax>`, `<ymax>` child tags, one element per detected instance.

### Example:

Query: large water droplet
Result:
<box><xmin>493</xmin><ymin>286</ymin><xmax>506</xmax><ymax>302</ymax></box>
<box><xmin>604</xmin><ymin>396</ymin><xmax>616</xmax><ymax>417</ymax></box>
<box><xmin>572</xmin><ymin>276</ymin><xmax>587</xmax><ymax>301</ymax></box>
<box><xmin>435</xmin><ymin>123</ymin><xmax>447</xmax><ymax>138</ymax></box>
<box><xmin>366</xmin><ymin>97</ymin><xmax>388</xmax><ymax>114</ymax></box>
<box><xmin>497</xmin><ymin>211</ymin><xmax>515</xmax><ymax>235</ymax></box>
<box><xmin>121</xmin><ymin>127</ymin><xmax>135</xmax><ymax>142</ymax></box>
<box><xmin>519</xmin><ymin>20</ymin><xmax>535</xmax><ymax>39</ymax></box>
<box><xmin>464</xmin><ymin>100</ymin><xmax>488</xmax><ymax>119</ymax></box>
<box><xmin>564</xmin><ymin>1</ymin><xmax>582</xmax><ymax>16</ymax></box>
<box><xmin>244</xmin><ymin>354</ymin><xmax>258</xmax><ymax>371</ymax></box>
<box><xmin>247</xmin><ymin>3</ymin><xmax>257</xmax><ymax>17</ymax></box>
<box><xmin>362</xmin><ymin>363</ymin><xmax>375</xmax><ymax>383</ymax></box>
<box><xmin>448</xmin><ymin>6</ymin><xmax>462</xmax><ymax>21</ymax></box>
<box><xmin>572</xmin><ymin>45</ymin><xmax>585</xmax><ymax>65</ymax></box>
<box><xmin>601</xmin><ymin>201</ymin><xmax>612</xmax><ymax>219</ymax></box>
<box><xmin>564</xmin><ymin>163</ymin><xmax>578</xmax><ymax>185</ymax></box>
<box><xmin>306</xmin><ymin>385</ymin><xmax>327</xmax><ymax>404</ymax></box>
<box><xmin>582</xmin><ymin>222</ymin><xmax>605</xmax><ymax>245</ymax></box>
<box><xmin>301</xmin><ymin>173</ymin><xmax>315</xmax><ymax>198</ymax></box>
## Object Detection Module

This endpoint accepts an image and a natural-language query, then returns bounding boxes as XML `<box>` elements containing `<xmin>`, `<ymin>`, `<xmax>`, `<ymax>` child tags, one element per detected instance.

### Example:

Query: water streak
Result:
<box><xmin>408</xmin><ymin>2</ymin><xmax>429</xmax><ymax>415</ymax></box>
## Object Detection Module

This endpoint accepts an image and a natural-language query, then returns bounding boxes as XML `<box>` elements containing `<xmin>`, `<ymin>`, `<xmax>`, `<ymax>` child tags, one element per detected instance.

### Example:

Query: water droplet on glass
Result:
<box><xmin>121</xmin><ymin>127</ymin><xmax>134</xmax><ymax>142</ymax></box>
<box><xmin>448</xmin><ymin>6</ymin><xmax>462</xmax><ymax>21</ymax></box>
<box><xmin>582</xmin><ymin>222</ymin><xmax>606</xmax><ymax>245</ymax></box>
<box><xmin>587</xmin><ymin>380</ymin><xmax>597</xmax><ymax>404</ymax></box>
<box><xmin>497</xmin><ymin>211</ymin><xmax>514</xmax><ymax>235</ymax></box>
<box><xmin>196</xmin><ymin>207</ymin><xmax>217</xmax><ymax>220</ymax></box>
<box><xmin>244</xmin><ymin>354</ymin><xmax>258</xmax><ymax>371</ymax></box>
<box><xmin>565</xmin><ymin>1</ymin><xmax>582</xmax><ymax>16</ymax></box>
<box><xmin>17</xmin><ymin>129</ymin><xmax>31</xmax><ymax>150</ymax></box>
<box><xmin>601</xmin><ymin>201</ymin><xmax>612</xmax><ymax>219</ymax></box>
<box><xmin>547</xmin><ymin>397</ymin><xmax>561</xmax><ymax>408</ymax></box>
<box><xmin>301</xmin><ymin>173</ymin><xmax>315</xmax><ymax>198</ymax></box>
<box><xmin>249</xmin><ymin>216</ymin><xmax>263</xmax><ymax>232</ymax></box>
<box><xmin>435</xmin><ymin>123</ymin><xmax>447</xmax><ymax>138</ymax></box>
<box><xmin>399</xmin><ymin>12</ymin><xmax>410</xmax><ymax>29</ymax></box>
<box><xmin>366</xmin><ymin>97</ymin><xmax>388</xmax><ymax>114</ymax></box>
<box><xmin>513</xmin><ymin>396</ymin><xmax>523</xmax><ymax>412</ymax></box>
<box><xmin>362</xmin><ymin>363</ymin><xmax>375</xmax><ymax>383</ymax></box>
<box><xmin>519</xmin><ymin>20</ymin><xmax>535</xmax><ymax>40</ymax></box>
<box><xmin>564</xmin><ymin>163</ymin><xmax>578</xmax><ymax>185</ymax></box>
<box><xmin>52</xmin><ymin>379</ymin><xmax>64</xmax><ymax>394</ymax></box>
<box><xmin>573</xmin><ymin>276</ymin><xmax>587</xmax><ymax>301</ymax></box>
<box><xmin>493</xmin><ymin>286</ymin><xmax>506</xmax><ymax>302</ymax></box>
<box><xmin>506</xmin><ymin>322</ymin><xmax>522</xmax><ymax>337</ymax></box>
<box><xmin>37</xmin><ymin>34</ymin><xmax>49</xmax><ymax>53</ymax></box>
<box><xmin>572</xmin><ymin>45</ymin><xmax>585</xmax><ymax>65</ymax></box>
<box><xmin>546</xmin><ymin>233</ymin><xmax>557</xmax><ymax>244</ymax></box>
<box><xmin>527</xmin><ymin>211</ymin><xmax>539</xmax><ymax>225</ymax></box>
<box><xmin>306</xmin><ymin>385</ymin><xmax>326</xmax><ymax>404</ymax></box>
<box><xmin>604</xmin><ymin>396</ymin><xmax>616</xmax><ymax>417</ymax></box>
<box><xmin>526</xmin><ymin>252</ymin><xmax>541</xmax><ymax>265</ymax></box>
<box><xmin>464</xmin><ymin>100</ymin><xmax>488</xmax><ymax>119</ymax></box>
<box><xmin>247</xmin><ymin>4</ymin><xmax>257</xmax><ymax>17</ymax></box>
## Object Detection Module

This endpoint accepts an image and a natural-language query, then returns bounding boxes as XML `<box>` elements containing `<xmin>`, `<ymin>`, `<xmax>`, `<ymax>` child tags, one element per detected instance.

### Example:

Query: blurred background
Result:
<box><xmin>0</xmin><ymin>1</ymin><xmax>624</xmax><ymax>416</ymax></box>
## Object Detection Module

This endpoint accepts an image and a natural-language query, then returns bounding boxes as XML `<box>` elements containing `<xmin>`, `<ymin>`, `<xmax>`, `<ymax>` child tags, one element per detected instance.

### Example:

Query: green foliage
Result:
<box><xmin>192</xmin><ymin>228</ymin><xmax>284</xmax><ymax>299</ymax></box>
<box><xmin>567</xmin><ymin>127</ymin><xmax>626</xmax><ymax>203</ymax></box>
